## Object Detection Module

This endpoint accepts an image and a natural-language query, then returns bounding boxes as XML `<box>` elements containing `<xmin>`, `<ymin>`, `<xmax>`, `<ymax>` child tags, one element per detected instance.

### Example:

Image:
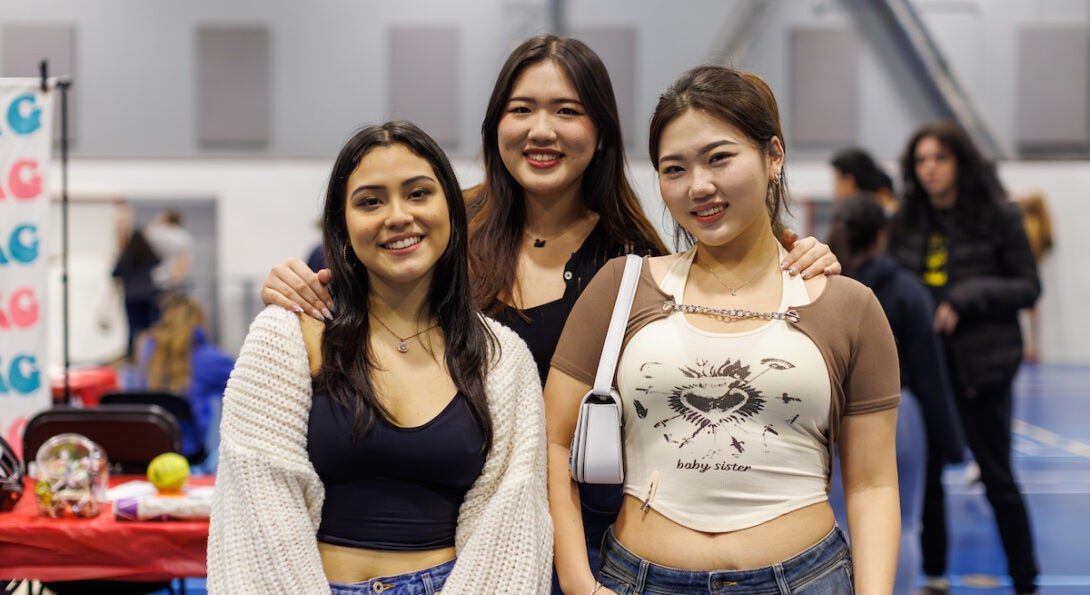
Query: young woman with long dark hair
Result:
<box><xmin>209</xmin><ymin>121</ymin><xmax>551</xmax><ymax>593</ymax></box>
<box><xmin>889</xmin><ymin>120</ymin><xmax>1040</xmax><ymax>595</ymax></box>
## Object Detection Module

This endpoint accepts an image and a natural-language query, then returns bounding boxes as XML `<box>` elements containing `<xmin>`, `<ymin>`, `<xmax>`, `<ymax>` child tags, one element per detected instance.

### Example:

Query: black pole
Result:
<box><xmin>58</xmin><ymin>79</ymin><xmax>71</xmax><ymax>406</ymax></box>
<box><xmin>40</xmin><ymin>58</ymin><xmax>73</xmax><ymax>406</ymax></box>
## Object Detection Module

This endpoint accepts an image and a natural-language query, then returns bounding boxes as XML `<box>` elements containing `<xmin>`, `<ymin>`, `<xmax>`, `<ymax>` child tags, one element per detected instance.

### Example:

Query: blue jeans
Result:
<box><xmin>328</xmin><ymin>558</ymin><xmax>454</xmax><ymax>595</ymax></box>
<box><xmin>598</xmin><ymin>526</ymin><xmax>854</xmax><ymax>595</ymax></box>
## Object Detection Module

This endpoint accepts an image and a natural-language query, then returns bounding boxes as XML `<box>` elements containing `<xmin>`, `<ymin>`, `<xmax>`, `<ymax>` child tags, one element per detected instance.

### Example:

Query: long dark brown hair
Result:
<box><xmin>896</xmin><ymin>120</ymin><xmax>1006</xmax><ymax>232</ymax></box>
<box><xmin>468</xmin><ymin>34</ymin><xmax>666</xmax><ymax>314</ymax></box>
<box><xmin>319</xmin><ymin>121</ymin><xmax>494</xmax><ymax>451</ymax></box>
<box><xmin>648</xmin><ymin>66</ymin><xmax>791</xmax><ymax>247</ymax></box>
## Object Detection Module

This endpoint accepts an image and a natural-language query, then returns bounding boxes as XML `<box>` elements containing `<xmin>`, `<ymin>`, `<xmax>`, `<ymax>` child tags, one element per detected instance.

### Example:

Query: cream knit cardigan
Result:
<box><xmin>207</xmin><ymin>306</ymin><xmax>553</xmax><ymax>593</ymax></box>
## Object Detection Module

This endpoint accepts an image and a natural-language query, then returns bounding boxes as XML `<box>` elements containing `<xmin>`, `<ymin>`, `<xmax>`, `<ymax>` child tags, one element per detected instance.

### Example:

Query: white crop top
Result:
<box><xmin>615</xmin><ymin>246</ymin><xmax>832</xmax><ymax>532</ymax></box>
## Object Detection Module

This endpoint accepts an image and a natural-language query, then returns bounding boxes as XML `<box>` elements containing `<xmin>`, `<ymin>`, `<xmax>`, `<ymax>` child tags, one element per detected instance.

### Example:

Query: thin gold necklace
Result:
<box><xmin>695</xmin><ymin>248</ymin><xmax>778</xmax><ymax>296</ymax></box>
<box><xmin>370</xmin><ymin>314</ymin><xmax>438</xmax><ymax>354</ymax></box>
<box><xmin>524</xmin><ymin>211</ymin><xmax>587</xmax><ymax>248</ymax></box>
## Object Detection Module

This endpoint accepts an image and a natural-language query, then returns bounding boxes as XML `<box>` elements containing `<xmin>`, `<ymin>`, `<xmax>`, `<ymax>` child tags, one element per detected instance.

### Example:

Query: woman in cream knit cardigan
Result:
<box><xmin>207</xmin><ymin>122</ymin><xmax>552</xmax><ymax>593</ymax></box>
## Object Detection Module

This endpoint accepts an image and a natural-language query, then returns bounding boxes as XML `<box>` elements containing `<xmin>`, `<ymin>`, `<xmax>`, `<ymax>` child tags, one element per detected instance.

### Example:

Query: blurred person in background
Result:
<box><xmin>144</xmin><ymin>209</ymin><xmax>195</xmax><ymax>298</ymax></box>
<box><xmin>111</xmin><ymin>228</ymin><xmax>161</xmax><ymax>361</ymax></box>
<box><xmin>138</xmin><ymin>294</ymin><xmax>234</xmax><ymax>473</ymax></box>
<box><xmin>830</xmin><ymin>147</ymin><xmax>899</xmax><ymax>214</ymax></box>
<box><xmin>889</xmin><ymin>121</ymin><xmax>1041</xmax><ymax>595</ymax></box>
<box><xmin>828</xmin><ymin>195</ymin><xmax>967</xmax><ymax>595</ymax></box>
<box><xmin>1014</xmin><ymin>192</ymin><xmax>1054</xmax><ymax>363</ymax></box>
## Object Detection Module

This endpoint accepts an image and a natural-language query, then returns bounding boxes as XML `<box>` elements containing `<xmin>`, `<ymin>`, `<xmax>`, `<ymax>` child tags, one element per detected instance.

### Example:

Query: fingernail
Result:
<box><xmin>292</xmin><ymin>306</ymin><xmax>304</xmax><ymax>315</ymax></box>
<box><xmin>311</xmin><ymin>308</ymin><xmax>324</xmax><ymax>320</ymax></box>
<box><xmin>801</xmin><ymin>270</ymin><xmax>812</xmax><ymax>279</ymax></box>
<box><xmin>824</xmin><ymin>266</ymin><xmax>833</xmax><ymax>275</ymax></box>
<box><xmin>788</xmin><ymin>266</ymin><xmax>798</xmax><ymax>275</ymax></box>
<box><xmin>325</xmin><ymin>300</ymin><xmax>335</xmax><ymax>313</ymax></box>
<box><xmin>322</xmin><ymin>308</ymin><xmax>333</xmax><ymax>320</ymax></box>
<box><xmin>780</xmin><ymin>261</ymin><xmax>789</xmax><ymax>270</ymax></box>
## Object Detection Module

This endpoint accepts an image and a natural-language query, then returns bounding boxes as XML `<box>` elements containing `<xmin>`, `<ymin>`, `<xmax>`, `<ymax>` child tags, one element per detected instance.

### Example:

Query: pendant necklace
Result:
<box><xmin>524</xmin><ymin>212</ymin><xmax>586</xmax><ymax>248</ymax></box>
<box><xmin>371</xmin><ymin>314</ymin><xmax>438</xmax><ymax>354</ymax></box>
<box><xmin>695</xmin><ymin>248</ymin><xmax>779</xmax><ymax>296</ymax></box>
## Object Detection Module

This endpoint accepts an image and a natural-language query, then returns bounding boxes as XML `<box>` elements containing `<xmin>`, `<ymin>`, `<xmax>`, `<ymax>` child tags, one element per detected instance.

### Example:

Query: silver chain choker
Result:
<box><xmin>663</xmin><ymin>300</ymin><xmax>800</xmax><ymax>323</ymax></box>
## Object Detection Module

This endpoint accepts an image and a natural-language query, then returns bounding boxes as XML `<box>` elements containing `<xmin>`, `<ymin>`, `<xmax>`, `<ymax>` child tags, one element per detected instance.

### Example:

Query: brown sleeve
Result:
<box><xmin>844</xmin><ymin>287</ymin><xmax>901</xmax><ymax>415</ymax></box>
<box><xmin>549</xmin><ymin>257</ymin><xmax>627</xmax><ymax>386</ymax></box>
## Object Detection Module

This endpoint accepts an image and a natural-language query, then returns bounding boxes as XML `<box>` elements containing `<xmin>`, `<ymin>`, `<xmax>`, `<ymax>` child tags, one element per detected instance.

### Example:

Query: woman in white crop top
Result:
<box><xmin>546</xmin><ymin>66</ymin><xmax>901</xmax><ymax>595</ymax></box>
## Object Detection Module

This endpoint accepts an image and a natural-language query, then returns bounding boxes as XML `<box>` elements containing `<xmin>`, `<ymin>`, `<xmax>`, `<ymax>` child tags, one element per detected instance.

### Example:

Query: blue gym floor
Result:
<box><xmin>934</xmin><ymin>364</ymin><xmax>1090</xmax><ymax>594</ymax></box>
<box><xmin>144</xmin><ymin>364</ymin><xmax>1087</xmax><ymax>595</ymax></box>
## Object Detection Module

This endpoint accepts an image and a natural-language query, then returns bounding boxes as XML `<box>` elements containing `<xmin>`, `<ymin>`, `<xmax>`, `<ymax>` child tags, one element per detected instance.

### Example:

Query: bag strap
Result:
<box><xmin>591</xmin><ymin>255</ymin><xmax>643</xmax><ymax>396</ymax></box>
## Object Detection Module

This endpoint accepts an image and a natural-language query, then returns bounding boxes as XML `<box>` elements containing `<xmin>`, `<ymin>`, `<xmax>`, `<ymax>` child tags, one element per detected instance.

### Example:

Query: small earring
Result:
<box><xmin>596</xmin><ymin>136</ymin><xmax>604</xmax><ymax>153</ymax></box>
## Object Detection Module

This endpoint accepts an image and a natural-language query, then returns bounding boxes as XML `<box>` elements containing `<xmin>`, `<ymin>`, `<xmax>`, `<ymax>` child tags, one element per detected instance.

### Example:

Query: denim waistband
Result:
<box><xmin>328</xmin><ymin>557</ymin><xmax>456</xmax><ymax>595</ymax></box>
<box><xmin>600</xmin><ymin>525</ymin><xmax>851</xmax><ymax>594</ymax></box>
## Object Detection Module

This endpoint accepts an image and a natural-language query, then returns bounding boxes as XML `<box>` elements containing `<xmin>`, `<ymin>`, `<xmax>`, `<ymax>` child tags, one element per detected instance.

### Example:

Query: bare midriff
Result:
<box><xmin>318</xmin><ymin>543</ymin><xmax>456</xmax><ymax>583</ymax></box>
<box><xmin>612</xmin><ymin>497</ymin><xmax>835</xmax><ymax>570</ymax></box>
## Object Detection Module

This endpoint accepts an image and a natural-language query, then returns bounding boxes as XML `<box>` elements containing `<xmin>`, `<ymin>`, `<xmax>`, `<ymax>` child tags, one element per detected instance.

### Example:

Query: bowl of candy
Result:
<box><xmin>31</xmin><ymin>433</ymin><xmax>109</xmax><ymax>518</ymax></box>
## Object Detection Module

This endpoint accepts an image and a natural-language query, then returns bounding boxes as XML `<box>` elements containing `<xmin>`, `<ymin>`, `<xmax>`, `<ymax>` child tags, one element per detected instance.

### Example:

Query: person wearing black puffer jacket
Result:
<box><xmin>888</xmin><ymin>121</ymin><xmax>1041</xmax><ymax>595</ymax></box>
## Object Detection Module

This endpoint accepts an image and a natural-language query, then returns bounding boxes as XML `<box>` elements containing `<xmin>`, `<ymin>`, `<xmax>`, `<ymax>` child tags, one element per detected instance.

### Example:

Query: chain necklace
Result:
<box><xmin>370</xmin><ymin>314</ymin><xmax>439</xmax><ymax>354</ymax></box>
<box><xmin>663</xmin><ymin>300</ymin><xmax>800</xmax><ymax>323</ymax></box>
<box><xmin>695</xmin><ymin>248</ymin><xmax>778</xmax><ymax>296</ymax></box>
<box><xmin>524</xmin><ymin>211</ymin><xmax>587</xmax><ymax>248</ymax></box>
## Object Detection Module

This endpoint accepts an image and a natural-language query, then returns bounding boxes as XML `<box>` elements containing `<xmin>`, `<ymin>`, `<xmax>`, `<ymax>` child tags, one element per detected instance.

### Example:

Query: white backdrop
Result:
<box><xmin>0</xmin><ymin>78</ymin><xmax>53</xmax><ymax>456</ymax></box>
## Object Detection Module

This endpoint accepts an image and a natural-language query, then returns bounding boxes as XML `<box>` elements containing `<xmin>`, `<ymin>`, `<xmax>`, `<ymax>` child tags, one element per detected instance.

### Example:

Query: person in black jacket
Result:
<box><xmin>829</xmin><ymin>195</ymin><xmax>967</xmax><ymax>595</ymax></box>
<box><xmin>111</xmin><ymin>229</ymin><xmax>161</xmax><ymax>361</ymax></box>
<box><xmin>888</xmin><ymin>121</ymin><xmax>1041</xmax><ymax>595</ymax></box>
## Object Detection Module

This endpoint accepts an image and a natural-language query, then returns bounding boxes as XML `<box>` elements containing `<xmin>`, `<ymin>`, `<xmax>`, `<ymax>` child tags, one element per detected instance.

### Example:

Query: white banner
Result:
<box><xmin>0</xmin><ymin>79</ymin><xmax>53</xmax><ymax>458</ymax></box>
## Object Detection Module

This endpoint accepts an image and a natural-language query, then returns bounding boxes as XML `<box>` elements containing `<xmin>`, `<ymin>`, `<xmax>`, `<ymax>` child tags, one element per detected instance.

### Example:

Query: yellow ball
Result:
<box><xmin>147</xmin><ymin>452</ymin><xmax>190</xmax><ymax>491</ymax></box>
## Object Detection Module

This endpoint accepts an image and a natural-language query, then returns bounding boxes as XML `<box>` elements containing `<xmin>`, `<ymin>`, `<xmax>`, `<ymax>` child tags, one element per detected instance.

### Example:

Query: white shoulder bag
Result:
<box><xmin>568</xmin><ymin>254</ymin><xmax>642</xmax><ymax>484</ymax></box>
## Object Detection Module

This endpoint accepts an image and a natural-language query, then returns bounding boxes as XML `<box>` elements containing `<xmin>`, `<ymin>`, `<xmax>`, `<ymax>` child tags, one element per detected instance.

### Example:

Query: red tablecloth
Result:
<box><xmin>49</xmin><ymin>366</ymin><xmax>120</xmax><ymax>407</ymax></box>
<box><xmin>0</xmin><ymin>475</ymin><xmax>213</xmax><ymax>582</ymax></box>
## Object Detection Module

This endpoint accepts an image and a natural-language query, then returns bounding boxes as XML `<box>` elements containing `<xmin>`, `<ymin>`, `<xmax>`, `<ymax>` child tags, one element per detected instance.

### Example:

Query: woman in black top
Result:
<box><xmin>111</xmin><ymin>229</ymin><xmax>161</xmax><ymax>360</ymax></box>
<box><xmin>887</xmin><ymin>121</ymin><xmax>1040</xmax><ymax>595</ymax></box>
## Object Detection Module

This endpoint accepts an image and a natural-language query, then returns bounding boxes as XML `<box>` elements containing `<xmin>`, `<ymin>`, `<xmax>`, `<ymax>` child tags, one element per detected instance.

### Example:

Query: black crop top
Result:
<box><xmin>495</xmin><ymin>221</ymin><xmax>664</xmax><ymax>383</ymax></box>
<box><xmin>307</xmin><ymin>390</ymin><xmax>486</xmax><ymax>551</ymax></box>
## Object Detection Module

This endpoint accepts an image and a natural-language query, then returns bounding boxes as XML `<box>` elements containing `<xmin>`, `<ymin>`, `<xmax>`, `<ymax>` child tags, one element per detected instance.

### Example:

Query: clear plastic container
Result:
<box><xmin>31</xmin><ymin>433</ymin><xmax>110</xmax><ymax>518</ymax></box>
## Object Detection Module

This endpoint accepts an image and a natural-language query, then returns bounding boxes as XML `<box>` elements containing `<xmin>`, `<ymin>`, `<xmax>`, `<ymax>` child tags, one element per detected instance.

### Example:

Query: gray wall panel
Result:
<box><xmin>790</xmin><ymin>27</ymin><xmax>860</xmax><ymax>147</ymax></box>
<box><xmin>1</xmin><ymin>23</ymin><xmax>76</xmax><ymax>145</ymax></box>
<box><xmin>572</xmin><ymin>27</ymin><xmax>637</xmax><ymax>149</ymax></box>
<box><xmin>197</xmin><ymin>25</ymin><xmax>270</xmax><ymax>148</ymax></box>
<box><xmin>388</xmin><ymin>28</ymin><xmax>460</xmax><ymax>146</ymax></box>
<box><xmin>1017</xmin><ymin>27</ymin><xmax>1089</xmax><ymax>147</ymax></box>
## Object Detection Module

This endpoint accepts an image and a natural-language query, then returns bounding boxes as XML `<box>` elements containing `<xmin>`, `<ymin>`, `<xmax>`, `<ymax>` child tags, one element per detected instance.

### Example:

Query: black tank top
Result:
<box><xmin>307</xmin><ymin>390</ymin><xmax>486</xmax><ymax>551</ymax></box>
<box><xmin>498</xmin><ymin>294</ymin><xmax>578</xmax><ymax>383</ymax></box>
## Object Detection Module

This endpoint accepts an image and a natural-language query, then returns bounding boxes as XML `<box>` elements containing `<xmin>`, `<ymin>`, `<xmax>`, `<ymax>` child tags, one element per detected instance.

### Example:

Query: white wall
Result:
<box><xmin>49</xmin><ymin>157</ymin><xmax>1088</xmax><ymax>363</ymax></box>
<box><xmin>4</xmin><ymin>0</ymin><xmax>1088</xmax><ymax>160</ymax></box>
